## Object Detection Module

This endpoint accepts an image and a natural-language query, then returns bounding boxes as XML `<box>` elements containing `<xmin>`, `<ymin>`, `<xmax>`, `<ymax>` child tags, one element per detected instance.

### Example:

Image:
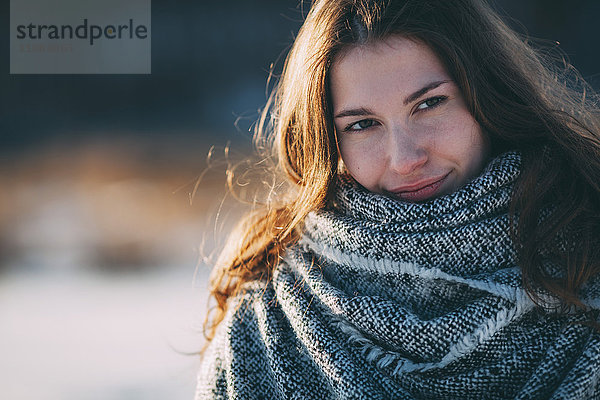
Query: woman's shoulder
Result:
<box><xmin>196</xmin><ymin>279</ymin><xmax>282</xmax><ymax>399</ymax></box>
<box><xmin>204</xmin><ymin>278</ymin><xmax>278</xmax><ymax>350</ymax></box>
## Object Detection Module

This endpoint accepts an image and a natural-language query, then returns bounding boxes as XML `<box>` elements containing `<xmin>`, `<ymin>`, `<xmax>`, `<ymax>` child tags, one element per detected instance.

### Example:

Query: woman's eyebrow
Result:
<box><xmin>403</xmin><ymin>79</ymin><xmax>451</xmax><ymax>105</ymax></box>
<box><xmin>334</xmin><ymin>107</ymin><xmax>374</xmax><ymax>119</ymax></box>
<box><xmin>334</xmin><ymin>80</ymin><xmax>451</xmax><ymax>119</ymax></box>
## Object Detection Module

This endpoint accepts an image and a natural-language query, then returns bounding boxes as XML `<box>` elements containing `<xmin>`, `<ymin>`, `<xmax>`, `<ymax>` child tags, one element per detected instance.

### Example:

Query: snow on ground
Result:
<box><xmin>0</xmin><ymin>266</ymin><xmax>210</xmax><ymax>400</ymax></box>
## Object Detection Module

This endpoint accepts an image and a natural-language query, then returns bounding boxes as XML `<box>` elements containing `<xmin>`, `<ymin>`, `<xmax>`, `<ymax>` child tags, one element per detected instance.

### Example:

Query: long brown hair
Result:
<box><xmin>204</xmin><ymin>0</ymin><xmax>600</xmax><ymax>341</ymax></box>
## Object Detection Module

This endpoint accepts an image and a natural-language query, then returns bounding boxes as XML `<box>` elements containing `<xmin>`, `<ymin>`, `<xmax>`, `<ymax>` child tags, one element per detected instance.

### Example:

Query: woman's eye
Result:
<box><xmin>416</xmin><ymin>96</ymin><xmax>447</xmax><ymax>111</ymax></box>
<box><xmin>346</xmin><ymin>119</ymin><xmax>376</xmax><ymax>131</ymax></box>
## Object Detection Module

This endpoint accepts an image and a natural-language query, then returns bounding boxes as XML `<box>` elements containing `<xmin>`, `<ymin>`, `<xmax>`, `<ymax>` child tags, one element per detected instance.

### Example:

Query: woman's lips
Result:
<box><xmin>387</xmin><ymin>172</ymin><xmax>450</xmax><ymax>202</ymax></box>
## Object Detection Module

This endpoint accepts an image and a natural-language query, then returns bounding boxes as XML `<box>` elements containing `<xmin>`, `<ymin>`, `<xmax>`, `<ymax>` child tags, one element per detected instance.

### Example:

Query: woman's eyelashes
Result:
<box><xmin>415</xmin><ymin>95</ymin><xmax>448</xmax><ymax>112</ymax></box>
<box><xmin>341</xmin><ymin>95</ymin><xmax>449</xmax><ymax>133</ymax></box>
<box><xmin>343</xmin><ymin>119</ymin><xmax>378</xmax><ymax>132</ymax></box>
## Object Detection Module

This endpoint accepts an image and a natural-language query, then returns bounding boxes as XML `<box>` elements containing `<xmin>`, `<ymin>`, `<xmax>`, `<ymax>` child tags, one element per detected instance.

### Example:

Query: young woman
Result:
<box><xmin>197</xmin><ymin>0</ymin><xmax>600</xmax><ymax>398</ymax></box>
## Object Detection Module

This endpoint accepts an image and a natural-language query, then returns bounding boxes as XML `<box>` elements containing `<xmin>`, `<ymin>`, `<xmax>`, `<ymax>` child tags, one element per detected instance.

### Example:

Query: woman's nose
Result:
<box><xmin>386</xmin><ymin>128</ymin><xmax>428</xmax><ymax>175</ymax></box>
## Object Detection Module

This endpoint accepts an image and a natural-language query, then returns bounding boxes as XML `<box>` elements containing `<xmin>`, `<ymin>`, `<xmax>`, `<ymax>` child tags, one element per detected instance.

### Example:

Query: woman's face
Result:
<box><xmin>330</xmin><ymin>36</ymin><xmax>489</xmax><ymax>202</ymax></box>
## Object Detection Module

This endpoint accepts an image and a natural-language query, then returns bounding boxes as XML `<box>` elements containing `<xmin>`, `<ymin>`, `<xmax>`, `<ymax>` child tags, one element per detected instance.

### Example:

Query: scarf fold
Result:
<box><xmin>197</xmin><ymin>152</ymin><xmax>600</xmax><ymax>400</ymax></box>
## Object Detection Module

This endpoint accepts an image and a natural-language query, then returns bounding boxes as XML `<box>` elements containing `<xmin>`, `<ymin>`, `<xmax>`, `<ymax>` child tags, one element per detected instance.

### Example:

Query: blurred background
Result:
<box><xmin>1</xmin><ymin>0</ymin><xmax>599</xmax><ymax>399</ymax></box>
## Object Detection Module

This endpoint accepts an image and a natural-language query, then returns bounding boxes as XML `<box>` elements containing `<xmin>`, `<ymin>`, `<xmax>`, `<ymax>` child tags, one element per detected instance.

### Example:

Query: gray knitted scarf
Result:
<box><xmin>196</xmin><ymin>152</ymin><xmax>600</xmax><ymax>400</ymax></box>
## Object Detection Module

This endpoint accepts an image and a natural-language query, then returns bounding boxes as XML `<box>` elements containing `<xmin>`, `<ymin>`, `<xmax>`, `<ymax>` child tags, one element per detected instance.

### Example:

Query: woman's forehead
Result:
<box><xmin>332</xmin><ymin>35</ymin><xmax>427</xmax><ymax>64</ymax></box>
<box><xmin>329</xmin><ymin>36</ymin><xmax>450</xmax><ymax>109</ymax></box>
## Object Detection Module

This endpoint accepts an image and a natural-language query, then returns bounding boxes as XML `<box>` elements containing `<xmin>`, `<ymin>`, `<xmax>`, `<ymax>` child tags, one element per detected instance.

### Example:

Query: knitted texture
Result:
<box><xmin>196</xmin><ymin>152</ymin><xmax>600</xmax><ymax>399</ymax></box>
